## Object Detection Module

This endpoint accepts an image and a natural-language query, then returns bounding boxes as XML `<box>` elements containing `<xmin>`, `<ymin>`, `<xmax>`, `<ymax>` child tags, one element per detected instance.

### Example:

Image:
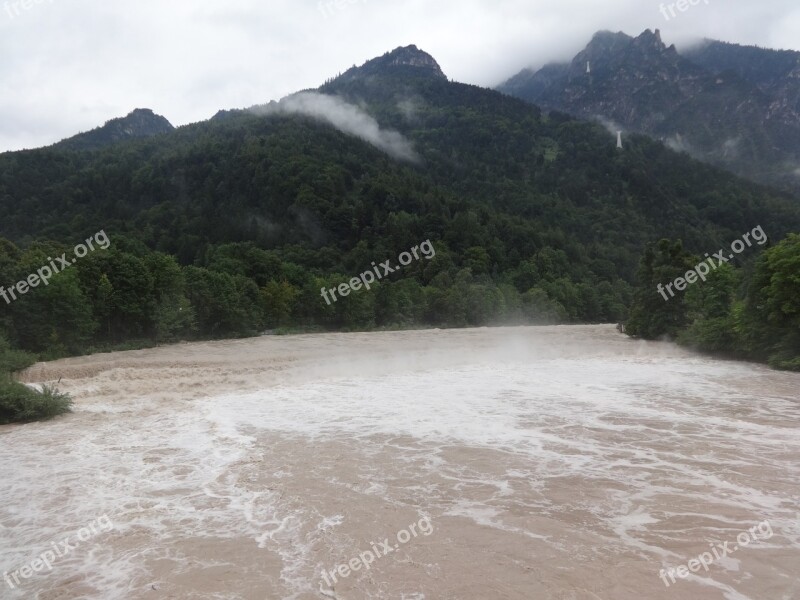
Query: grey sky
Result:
<box><xmin>1</xmin><ymin>0</ymin><xmax>798</xmax><ymax>152</ymax></box>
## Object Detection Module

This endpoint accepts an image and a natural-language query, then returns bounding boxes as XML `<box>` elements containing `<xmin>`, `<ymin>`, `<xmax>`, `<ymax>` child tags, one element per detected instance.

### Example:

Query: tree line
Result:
<box><xmin>626</xmin><ymin>234</ymin><xmax>800</xmax><ymax>370</ymax></box>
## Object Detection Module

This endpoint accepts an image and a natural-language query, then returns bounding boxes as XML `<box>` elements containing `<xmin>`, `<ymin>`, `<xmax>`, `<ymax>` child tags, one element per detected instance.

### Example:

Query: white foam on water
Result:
<box><xmin>0</xmin><ymin>396</ymin><xmax>294</xmax><ymax>599</ymax></box>
<box><xmin>200</xmin><ymin>354</ymin><xmax>800</xmax><ymax>595</ymax></box>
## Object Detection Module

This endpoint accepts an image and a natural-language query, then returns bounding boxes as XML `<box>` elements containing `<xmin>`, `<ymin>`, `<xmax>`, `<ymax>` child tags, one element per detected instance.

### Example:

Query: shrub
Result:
<box><xmin>0</xmin><ymin>380</ymin><xmax>73</xmax><ymax>425</ymax></box>
<box><xmin>0</xmin><ymin>343</ymin><xmax>37</xmax><ymax>373</ymax></box>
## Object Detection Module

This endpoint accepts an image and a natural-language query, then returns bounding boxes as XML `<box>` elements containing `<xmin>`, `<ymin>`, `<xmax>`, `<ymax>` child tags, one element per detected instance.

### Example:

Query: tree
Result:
<box><xmin>144</xmin><ymin>253</ymin><xmax>196</xmax><ymax>341</ymax></box>
<box><xmin>626</xmin><ymin>239</ymin><xmax>697</xmax><ymax>339</ymax></box>
<box><xmin>261</xmin><ymin>280</ymin><xmax>298</xmax><ymax>329</ymax></box>
<box><xmin>184</xmin><ymin>266</ymin><xmax>265</xmax><ymax>337</ymax></box>
<box><xmin>96</xmin><ymin>274</ymin><xmax>114</xmax><ymax>339</ymax></box>
<box><xmin>741</xmin><ymin>234</ymin><xmax>800</xmax><ymax>369</ymax></box>
<box><xmin>678</xmin><ymin>263</ymin><xmax>740</xmax><ymax>353</ymax></box>
<box><xmin>9</xmin><ymin>268</ymin><xmax>95</xmax><ymax>355</ymax></box>
<box><xmin>522</xmin><ymin>287</ymin><xmax>566</xmax><ymax>323</ymax></box>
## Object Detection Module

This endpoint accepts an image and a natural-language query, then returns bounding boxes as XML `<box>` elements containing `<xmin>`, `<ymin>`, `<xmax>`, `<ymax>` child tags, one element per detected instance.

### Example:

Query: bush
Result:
<box><xmin>0</xmin><ymin>334</ymin><xmax>37</xmax><ymax>373</ymax></box>
<box><xmin>0</xmin><ymin>380</ymin><xmax>73</xmax><ymax>425</ymax></box>
<box><xmin>0</xmin><ymin>337</ymin><xmax>37</xmax><ymax>373</ymax></box>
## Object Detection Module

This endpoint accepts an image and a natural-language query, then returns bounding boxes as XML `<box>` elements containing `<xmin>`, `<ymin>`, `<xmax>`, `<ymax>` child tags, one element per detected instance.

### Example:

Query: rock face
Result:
<box><xmin>57</xmin><ymin>108</ymin><xmax>174</xmax><ymax>151</ymax></box>
<box><xmin>498</xmin><ymin>30</ymin><xmax>800</xmax><ymax>194</ymax></box>
<box><xmin>384</xmin><ymin>45</ymin><xmax>446</xmax><ymax>74</ymax></box>
<box><xmin>325</xmin><ymin>45</ymin><xmax>447</xmax><ymax>84</ymax></box>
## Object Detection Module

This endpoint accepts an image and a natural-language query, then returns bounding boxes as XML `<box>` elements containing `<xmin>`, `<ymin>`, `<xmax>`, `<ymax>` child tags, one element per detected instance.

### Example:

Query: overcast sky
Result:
<box><xmin>1</xmin><ymin>0</ymin><xmax>798</xmax><ymax>152</ymax></box>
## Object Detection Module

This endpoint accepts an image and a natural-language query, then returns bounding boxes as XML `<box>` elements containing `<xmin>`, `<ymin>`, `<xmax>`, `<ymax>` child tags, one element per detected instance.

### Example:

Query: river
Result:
<box><xmin>1</xmin><ymin>325</ymin><xmax>798</xmax><ymax>599</ymax></box>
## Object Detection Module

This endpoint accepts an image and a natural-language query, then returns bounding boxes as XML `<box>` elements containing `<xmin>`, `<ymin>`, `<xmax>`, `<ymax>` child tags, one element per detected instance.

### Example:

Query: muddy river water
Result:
<box><xmin>1</xmin><ymin>325</ymin><xmax>798</xmax><ymax>599</ymax></box>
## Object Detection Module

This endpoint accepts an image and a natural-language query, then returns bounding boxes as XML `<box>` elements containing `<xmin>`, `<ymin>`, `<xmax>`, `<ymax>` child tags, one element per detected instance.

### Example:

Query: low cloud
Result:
<box><xmin>720</xmin><ymin>137</ymin><xmax>741</xmax><ymax>159</ymax></box>
<box><xmin>397</xmin><ymin>97</ymin><xmax>423</xmax><ymax>123</ymax></box>
<box><xmin>664</xmin><ymin>133</ymin><xmax>698</xmax><ymax>157</ymax></box>
<box><xmin>252</xmin><ymin>92</ymin><xmax>419</xmax><ymax>163</ymax></box>
<box><xmin>594</xmin><ymin>115</ymin><xmax>624</xmax><ymax>136</ymax></box>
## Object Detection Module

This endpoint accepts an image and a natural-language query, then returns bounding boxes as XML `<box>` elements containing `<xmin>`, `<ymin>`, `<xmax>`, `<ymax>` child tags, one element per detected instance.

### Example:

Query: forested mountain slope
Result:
<box><xmin>499</xmin><ymin>30</ymin><xmax>800</xmax><ymax>194</ymax></box>
<box><xmin>0</xmin><ymin>45</ymin><xmax>797</xmax><ymax>360</ymax></box>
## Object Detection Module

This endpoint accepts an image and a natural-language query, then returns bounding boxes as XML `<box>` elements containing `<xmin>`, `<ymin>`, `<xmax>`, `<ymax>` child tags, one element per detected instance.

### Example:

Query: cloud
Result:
<box><xmin>1</xmin><ymin>0</ymin><xmax>799</xmax><ymax>151</ymax></box>
<box><xmin>664</xmin><ymin>133</ymin><xmax>699</xmax><ymax>158</ymax></box>
<box><xmin>252</xmin><ymin>92</ymin><xmax>419</xmax><ymax>163</ymax></box>
<box><xmin>594</xmin><ymin>115</ymin><xmax>624</xmax><ymax>136</ymax></box>
<box><xmin>397</xmin><ymin>97</ymin><xmax>422</xmax><ymax>123</ymax></box>
<box><xmin>720</xmin><ymin>137</ymin><xmax>741</xmax><ymax>159</ymax></box>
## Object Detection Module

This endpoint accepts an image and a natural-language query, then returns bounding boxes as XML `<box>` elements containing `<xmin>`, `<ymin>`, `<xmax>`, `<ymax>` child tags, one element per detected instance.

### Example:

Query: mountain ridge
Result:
<box><xmin>498</xmin><ymin>30</ymin><xmax>800</xmax><ymax>194</ymax></box>
<box><xmin>324</xmin><ymin>44</ymin><xmax>447</xmax><ymax>86</ymax></box>
<box><xmin>54</xmin><ymin>108</ymin><xmax>174</xmax><ymax>151</ymax></box>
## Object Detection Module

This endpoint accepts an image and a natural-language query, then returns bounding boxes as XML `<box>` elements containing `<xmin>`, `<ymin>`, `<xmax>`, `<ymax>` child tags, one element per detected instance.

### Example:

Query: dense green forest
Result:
<box><xmin>626</xmin><ymin>234</ymin><xmax>800</xmax><ymax>370</ymax></box>
<box><xmin>1</xmin><ymin>47</ymin><xmax>798</xmax><ymax>421</ymax></box>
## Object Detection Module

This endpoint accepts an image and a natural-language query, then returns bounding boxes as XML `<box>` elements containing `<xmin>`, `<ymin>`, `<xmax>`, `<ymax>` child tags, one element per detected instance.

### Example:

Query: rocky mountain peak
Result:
<box><xmin>328</xmin><ymin>45</ymin><xmax>447</xmax><ymax>85</ymax></box>
<box><xmin>56</xmin><ymin>108</ymin><xmax>174</xmax><ymax>151</ymax></box>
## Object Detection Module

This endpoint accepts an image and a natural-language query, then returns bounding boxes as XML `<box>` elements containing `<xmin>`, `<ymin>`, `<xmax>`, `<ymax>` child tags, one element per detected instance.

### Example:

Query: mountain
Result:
<box><xmin>498</xmin><ymin>30</ymin><xmax>800</xmax><ymax>194</ymax></box>
<box><xmin>0</xmin><ymin>44</ymin><xmax>798</xmax><ymax>357</ymax></box>
<box><xmin>55</xmin><ymin>108</ymin><xmax>174</xmax><ymax>151</ymax></box>
<box><xmin>324</xmin><ymin>44</ymin><xmax>447</xmax><ymax>84</ymax></box>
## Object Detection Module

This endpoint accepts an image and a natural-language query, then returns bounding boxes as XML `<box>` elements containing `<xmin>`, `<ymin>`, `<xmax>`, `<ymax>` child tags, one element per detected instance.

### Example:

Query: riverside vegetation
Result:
<box><xmin>0</xmin><ymin>337</ymin><xmax>72</xmax><ymax>425</ymax></box>
<box><xmin>626</xmin><ymin>234</ymin><xmax>800</xmax><ymax>370</ymax></box>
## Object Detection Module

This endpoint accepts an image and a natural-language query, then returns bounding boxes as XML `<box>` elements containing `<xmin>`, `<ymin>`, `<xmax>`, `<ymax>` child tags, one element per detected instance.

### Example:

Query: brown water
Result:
<box><xmin>1</xmin><ymin>325</ymin><xmax>799</xmax><ymax>599</ymax></box>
